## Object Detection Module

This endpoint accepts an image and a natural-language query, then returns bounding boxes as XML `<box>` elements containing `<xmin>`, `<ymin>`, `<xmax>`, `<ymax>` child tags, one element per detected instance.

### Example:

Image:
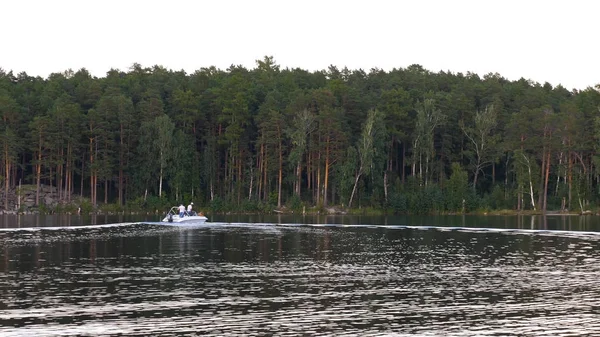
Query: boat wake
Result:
<box><xmin>1</xmin><ymin>221</ymin><xmax>600</xmax><ymax>247</ymax></box>
<box><xmin>0</xmin><ymin>222</ymin><xmax>139</xmax><ymax>232</ymax></box>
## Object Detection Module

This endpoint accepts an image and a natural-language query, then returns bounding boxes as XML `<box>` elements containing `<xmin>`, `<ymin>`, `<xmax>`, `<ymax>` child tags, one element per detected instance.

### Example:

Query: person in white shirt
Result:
<box><xmin>178</xmin><ymin>204</ymin><xmax>185</xmax><ymax>217</ymax></box>
<box><xmin>187</xmin><ymin>202</ymin><xmax>194</xmax><ymax>215</ymax></box>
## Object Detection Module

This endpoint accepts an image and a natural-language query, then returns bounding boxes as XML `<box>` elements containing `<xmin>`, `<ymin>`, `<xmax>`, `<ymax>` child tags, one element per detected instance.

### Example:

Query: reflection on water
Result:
<box><xmin>2</xmin><ymin>218</ymin><xmax>600</xmax><ymax>336</ymax></box>
<box><xmin>5</xmin><ymin>213</ymin><xmax>600</xmax><ymax>231</ymax></box>
<box><xmin>0</xmin><ymin>213</ymin><xmax>162</xmax><ymax>229</ymax></box>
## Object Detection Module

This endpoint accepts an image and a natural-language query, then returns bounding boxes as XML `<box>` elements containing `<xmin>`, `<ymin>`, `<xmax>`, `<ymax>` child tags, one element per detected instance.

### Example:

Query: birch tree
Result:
<box><xmin>154</xmin><ymin>114</ymin><xmax>175</xmax><ymax>198</ymax></box>
<box><xmin>348</xmin><ymin>108</ymin><xmax>385</xmax><ymax>208</ymax></box>
<box><xmin>412</xmin><ymin>98</ymin><xmax>445</xmax><ymax>185</ymax></box>
<box><xmin>461</xmin><ymin>104</ymin><xmax>499</xmax><ymax>190</ymax></box>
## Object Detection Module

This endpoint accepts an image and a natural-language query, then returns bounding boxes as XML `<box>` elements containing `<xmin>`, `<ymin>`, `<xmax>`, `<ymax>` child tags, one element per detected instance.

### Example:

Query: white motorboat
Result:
<box><xmin>162</xmin><ymin>206</ymin><xmax>208</xmax><ymax>224</ymax></box>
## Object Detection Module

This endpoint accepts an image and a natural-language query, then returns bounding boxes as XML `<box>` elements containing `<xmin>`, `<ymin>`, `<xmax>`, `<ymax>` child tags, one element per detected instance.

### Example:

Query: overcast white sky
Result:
<box><xmin>2</xmin><ymin>0</ymin><xmax>598</xmax><ymax>90</ymax></box>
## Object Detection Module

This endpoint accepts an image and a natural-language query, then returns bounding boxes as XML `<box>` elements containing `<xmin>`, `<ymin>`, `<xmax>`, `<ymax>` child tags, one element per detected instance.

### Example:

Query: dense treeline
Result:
<box><xmin>1</xmin><ymin>57</ymin><xmax>599</xmax><ymax>214</ymax></box>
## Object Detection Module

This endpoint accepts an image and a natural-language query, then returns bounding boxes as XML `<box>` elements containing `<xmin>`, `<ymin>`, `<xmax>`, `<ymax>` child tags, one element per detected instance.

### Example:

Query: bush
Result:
<box><xmin>125</xmin><ymin>197</ymin><xmax>145</xmax><ymax>212</ymax></box>
<box><xmin>444</xmin><ymin>163</ymin><xmax>470</xmax><ymax>212</ymax></box>
<box><xmin>54</xmin><ymin>203</ymin><xmax>79</xmax><ymax>214</ymax></box>
<box><xmin>483</xmin><ymin>184</ymin><xmax>507</xmax><ymax>210</ymax></box>
<box><xmin>240</xmin><ymin>199</ymin><xmax>263</xmax><ymax>213</ymax></box>
<box><xmin>464</xmin><ymin>190</ymin><xmax>481</xmax><ymax>212</ymax></box>
<box><xmin>99</xmin><ymin>203</ymin><xmax>124</xmax><ymax>213</ymax></box>
<box><xmin>145</xmin><ymin>196</ymin><xmax>171</xmax><ymax>213</ymax></box>
<box><xmin>287</xmin><ymin>195</ymin><xmax>303</xmax><ymax>212</ymax></box>
<box><xmin>210</xmin><ymin>196</ymin><xmax>228</xmax><ymax>213</ymax></box>
<box><xmin>268</xmin><ymin>191</ymin><xmax>278</xmax><ymax>208</ymax></box>
<box><xmin>80</xmin><ymin>200</ymin><xmax>94</xmax><ymax>213</ymax></box>
<box><xmin>389</xmin><ymin>192</ymin><xmax>408</xmax><ymax>214</ymax></box>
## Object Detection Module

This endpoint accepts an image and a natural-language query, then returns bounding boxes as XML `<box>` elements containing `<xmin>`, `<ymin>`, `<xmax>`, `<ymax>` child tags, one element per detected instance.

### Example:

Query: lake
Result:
<box><xmin>2</xmin><ymin>214</ymin><xmax>600</xmax><ymax>336</ymax></box>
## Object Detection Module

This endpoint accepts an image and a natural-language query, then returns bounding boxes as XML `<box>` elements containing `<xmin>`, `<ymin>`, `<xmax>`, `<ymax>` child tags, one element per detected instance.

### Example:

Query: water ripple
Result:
<box><xmin>2</xmin><ymin>223</ymin><xmax>600</xmax><ymax>335</ymax></box>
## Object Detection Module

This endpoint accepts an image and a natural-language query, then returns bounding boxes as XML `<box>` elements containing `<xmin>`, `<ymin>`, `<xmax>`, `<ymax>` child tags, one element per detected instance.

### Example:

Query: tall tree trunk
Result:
<box><xmin>521</xmin><ymin>152</ymin><xmax>536</xmax><ymax>211</ymax></box>
<box><xmin>89</xmin><ymin>138</ymin><xmax>93</xmax><ymax>206</ymax></box>
<box><xmin>49</xmin><ymin>166</ymin><xmax>53</xmax><ymax>199</ymax></box>
<box><xmin>263</xmin><ymin>145</ymin><xmax>268</xmax><ymax>201</ymax></box>
<box><xmin>316</xmin><ymin>150</ymin><xmax>321</xmax><ymax>205</ymax></box>
<box><xmin>277</xmin><ymin>133</ymin><xmax>283</xmax><ymax>208</ymax></box>
<box><xmin>504</xmin><ymin>153</ymin><xmax>510</xmax><ymax>201</ymax></box>
<box><xmin>80</xmin><ymin>152</ymin><xmax>85</xmax><ymax>198</ymax></box>
<box><xmin>248</xmin><ymin>154</ymin><xmax>254</xmax><ymax>201</ymax></box>
<box><xmin>307</xmin><ymin>150</ymin><xmax>311</xmax><ymax>193</ymax></box>
<box><xmin>296</xmin><ymin>162</ymin><xmax>301</xmax><ymax>197</ymax></box>
<box><xmin>58</xmin><ymin>148</ymin><xmax>63</xmax><ymax>201</ymax></box>
<box><xmin>238</xmin><ymin>150</ymin><xmax>242</xmax><ymax>205</ymax></box>
<box><xmin>36</xmin><ymin>144</ymin><xmax>41</xmax><ymax>206</ymax></box>
<box><xmin>543</xmin><ymin>148</ymin><xmax>551</xmax><ymax>213</ymax></box>
<box><xmin>402</xmin><ymin>142</ymin><xmax>406</xmax><ymax>184</ymax></box>
<box><xmin>537</xmin><ymin>145</ymin><xmax>546</xmax><ymax>209</ymax></box>
<box><xmin>118</xmin><ymin>123</ymin><xmax>124</xmax><ymax>206</ymax></box>
<box><xmin>4</xmin><ymin>144</ymin><xmax>9</xmax><ymax>210</ymax></box>
<box><xmin>348</xmin><ymin>170</ymin><xmax>362</xmax><ymax>208</ymax></box>
<box><xmin>384</xmin><ymin>141</ymin><xmax>392</xmax><ymax>203</ymax></box>
<box><xmin>65</xmin><ymin>143</ymin><xmax>71</xmax><ymax>202</ymax></box>
<box><xmin>323</xmin><ymin>136</ymin><xmax>330</xmax><ymax>207</ymax></box>
<box><xmin>473</xmin><ymin>160</ymin><xmax>480</xmax><ymax>192</ymax></box>
<box><xmin>258</xmin><ymin>143</ymin><xmax>263</xmax><ymax>201</ymax></box>
<box><xmin>555</xmin><ymin>151</ymin><xmax>562</xmax><ymax>195</ymax></box>
<box><xmin>567</xmin><ymin>152</ymin><xmax>573</xmax><ymax>210</ymax></box>
<box><xmin>159</xmin><ymin>161</ymin><xmax>163</xmax><ymax>198</ymax></box>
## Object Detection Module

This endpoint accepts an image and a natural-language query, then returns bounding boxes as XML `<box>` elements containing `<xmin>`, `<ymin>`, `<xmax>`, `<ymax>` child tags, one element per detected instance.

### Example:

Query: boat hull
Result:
<box><xmin>161</xmin><ymin>215</ymin><xmax>208</xmax><ymax>224</ymax></box>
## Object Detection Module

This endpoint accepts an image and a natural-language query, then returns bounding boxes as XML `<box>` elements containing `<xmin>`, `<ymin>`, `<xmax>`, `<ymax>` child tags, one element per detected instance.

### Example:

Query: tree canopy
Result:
<box><xmin>0</xmin><ymin>59</ymin><xmax>599</xmax><ymax>214</ymax></box>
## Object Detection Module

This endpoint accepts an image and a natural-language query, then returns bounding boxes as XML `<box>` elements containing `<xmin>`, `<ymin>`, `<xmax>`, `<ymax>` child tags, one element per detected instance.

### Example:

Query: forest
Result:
<box><xmin>1</xmin><ymin>56</ymin><xmax>600</xmax><ymax>214</ymax></box>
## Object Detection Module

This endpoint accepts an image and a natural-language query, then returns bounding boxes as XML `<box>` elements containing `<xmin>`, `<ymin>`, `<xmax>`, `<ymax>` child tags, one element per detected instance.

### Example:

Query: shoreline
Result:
<box><xmin>1</xmin><ymin>208</ymin><xmax>593</xmax><ymax>217</ymax></box>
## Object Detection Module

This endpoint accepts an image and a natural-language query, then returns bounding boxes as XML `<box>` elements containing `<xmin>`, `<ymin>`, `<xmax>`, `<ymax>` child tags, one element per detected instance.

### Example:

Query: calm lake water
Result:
<box><xmin>2</xmin><ymin>214</ymin><xmax>600</xmax><ymax>336</ymax></box>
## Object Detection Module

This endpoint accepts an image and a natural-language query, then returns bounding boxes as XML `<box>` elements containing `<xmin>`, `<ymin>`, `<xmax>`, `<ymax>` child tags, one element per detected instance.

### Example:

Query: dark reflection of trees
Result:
<box><xmin>90</xmin><ymin>239</ymin><xmax>97</xmax><ymax>264</ymax></box>
<box><xmin>2</xmin><ymin>246</ymin><xmax>8</xmax><ymax>272</ymax></box>
<box><xmin>278</xmin><ymin>236</ymin><xmax>282</xmax><ymax>258</ymax></box>
<box><xmin>34</xmin><ymin>245</ymin><xmax>40</xmax><ymax>268</ymax></box>
<box><xmin>315</xmin><ymin>231</ymin><xmax>331</xmax><ymax>260</ymax></box>
<box><xmin>542</xmin><ymin>215</ymin><xmax>547</xmax><ymax>230</ymax></box>
<box><xmin>5</xmin><ymin>216</ymin><xmax>600</xmax><ymax>276</ymax></box>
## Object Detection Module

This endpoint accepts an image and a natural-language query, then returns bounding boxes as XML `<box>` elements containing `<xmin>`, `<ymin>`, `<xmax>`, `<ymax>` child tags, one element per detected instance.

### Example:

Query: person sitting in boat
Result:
<box><xmin>178</xmin><ymin>204</ymin><xmax>185</xmax><ymax>217</ymax></box>
<box><xmin>187</xmin><ymin>202</ymin><xmax>195</xmax><ymax>216</ymax></box>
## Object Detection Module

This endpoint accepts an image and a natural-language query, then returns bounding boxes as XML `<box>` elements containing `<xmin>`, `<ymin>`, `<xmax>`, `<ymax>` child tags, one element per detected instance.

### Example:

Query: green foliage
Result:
<box><xmin>125</xmin><ymin>197</ymin><xmax>145</xmax><ymax>212</ymax></box>
<box><xmin>287</xmin><ymin>195</ymin><xmax>303</xmax><ymax>212</ymax></box>
<box><xmin>336</xmin><ymin>146</ymin><xmax>358</xmax><ymax>205</ymax></box>
<box><xmin>210</xmin><ymin>196</ymin><xmax>228</xmax><ymax>213</ymax></box>
<box><xmin>0</xmin><ymin>59</ymin><xmax>598</xmax><ymax>215</ymax></box>
<box><xmin>239</xmin><ymin>199</ymin><xmax>270</xmax><ymax>213</ymax></box>
<box><xmin>408</xmin><ymin>185</ymin><xmax>444</xmax><ymax>214</ymax></box>
<box><xmin>268</xmin><ymin>192</ymin><xmax>279</xmax><ymax>208</ymax></box>
<box><xmin>388</xmin><ymin>192</ymin><xmax>408</xmax><ymax>214</ymax></box>
<box><xmin>54</xmin><ymin>203</ymin><xmax>79</xmax><ymax>214</ymax></box>
<box><xmin>79</xmin><ymin>200</ymin><xmax>94</xmax><ymax>214</ymax></box>
<box><xmin>462</xmin><ymin>104</ymin><xmax>500</xmax><ymax>189</ymax></box>
<box><xmin>38</xmin><ymin>203</ymin><xmax>50</xmax><ymax>214</ymax></box>
<box><xmin>98</xmin><ymin>203</ymin><xmax>125</xmax><ymax>213</ymax></box>
<box><xmin>445</xmin><ymin>163</ymin><xmax>470</xmax><ymax>212</ymax></box>
<box><xmin>144</xmin><ymin>195</ymin><xmax>171</xmax><ymax>213</ymax></box>
<box><xmin>483</xmin><ymin>184</ymin><xmax>510</xmax><ymax>210</ymax></box>
<box><xmin>348</xmin><ymin>109</ymin><xmax>387</xmax><ymax>207</ymax></box>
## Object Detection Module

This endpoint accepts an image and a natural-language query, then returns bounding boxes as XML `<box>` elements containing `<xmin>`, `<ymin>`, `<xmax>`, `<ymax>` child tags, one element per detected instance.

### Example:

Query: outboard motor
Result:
<box><xmin>168</xmin><ymin>214</ymin><xmax>173</xmax><ymax>222</ymax></box>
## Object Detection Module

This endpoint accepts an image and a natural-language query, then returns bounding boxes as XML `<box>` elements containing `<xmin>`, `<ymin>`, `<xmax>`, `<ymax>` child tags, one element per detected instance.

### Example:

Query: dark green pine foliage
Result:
<box><xmin>0</xmin><ymin>59</ymin><xmax>598</xmax><ymax>214</ymax></box>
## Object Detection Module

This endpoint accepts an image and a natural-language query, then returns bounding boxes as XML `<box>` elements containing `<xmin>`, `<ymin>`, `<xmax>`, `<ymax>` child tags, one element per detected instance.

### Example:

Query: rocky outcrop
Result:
<box><xmin>1</xmin><ymin>184</ymin><xmax>66</xmax><ymax>211</ymax></box>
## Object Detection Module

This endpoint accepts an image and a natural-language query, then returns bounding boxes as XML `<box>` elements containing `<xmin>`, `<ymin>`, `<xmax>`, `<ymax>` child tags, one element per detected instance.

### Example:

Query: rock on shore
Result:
<box><xmin>1</xmin><ymin>184</ymin><xmax>65</xmax><ymax>212</ymax></box>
